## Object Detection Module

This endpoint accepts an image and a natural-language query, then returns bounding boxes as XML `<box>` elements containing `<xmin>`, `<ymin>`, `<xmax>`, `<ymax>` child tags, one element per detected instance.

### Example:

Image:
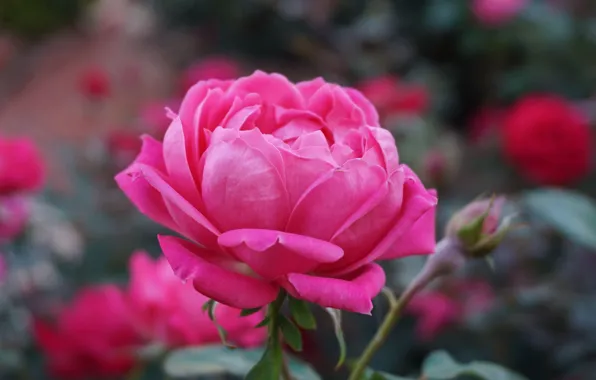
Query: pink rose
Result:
<box><xmin>179</xmin><ymin>57</ymin><xmax>241</xmax><ymax>95</ymax></box>
<box><xmin>0</xmin><ymin>136</ymin><xmax>45</xmax><ymax>195</ymax></box>
<box><xmin>472</xmin><ymin>0</ymin><xmax>527</xmax><ymax>26</ymax></box>
<box><xmin>0</xmin><ymin>196</ymin><xmax>29</xmax><ymax>241</ymax></box>
<box><xmin>445</xmin><ymin>196</ymin><xmax>505</xmax><ymax>238</ymax></box>
<box><xmin>116</xmin><ymin>71</ymin><xmax>437</xmax><ymax>314</ymax></box>
<box><xmin>33</xmin><ymin>286</ymin><xmax>140</xmax><ymax>380</ymax></box>
<box><xmin>128</xmin><ymin>251</ymin><xmax>266</xmax><ymax>348</ymax></box>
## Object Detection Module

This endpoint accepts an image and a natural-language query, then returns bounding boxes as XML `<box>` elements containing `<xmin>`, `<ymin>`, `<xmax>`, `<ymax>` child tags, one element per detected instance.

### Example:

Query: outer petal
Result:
<box><xmin>286</xmin><ymin>159</ymin><xmax>386</xmax><ymax>241</ymax></box>
<box><xmin>335</xmin><ymin>165</ymin><xmax>437</xmax><ymax>275</ymax></box>
<box><xmin>136</xmin><ymin>164</ymin><xmax>220</xmax><ymax>247</ymax></box>
<box><xmin>201</xmin><ymin>137</ymin><xmax>290</xmax><ymax>231</ymax></box>
<box><xmin>296</xmin><ymin>77</ymin><xmax>326</xmax><ymax>101</ymax></box>
<box><xmin>228</xmin><ymin>71</ymin><xmax>304</xmax><ymax>109</ymax></box>
<box><xmin>281</xmin><ymin>263</ymin><xmax>385</xmax><ymax>314</ymax></box>
<box><xmin>115</xmin><ymin>136</ymin><xmax>177</xmax><ymax>232</ymax></box>
<box><xmin>159</xmin><ymin>235</ymin><xmax>279</xmax><ymax>309</ymax></box>
<box><xmin>345</xmin><ymin>87</ymin><xmax>381</xmax><ymax>127</ymax></box>
<box><xmin>218</xmin><ymin>229</ymin><xmax>343</xmax><ymax>279</ymax></box>
<box><xmin>367</xmin><ymin>127</ymin><xmax>400</xmax><ymax>174</ymax></box>
<box><xmin>380</xmin><ymin>202</ymin><xmax>436</xmax><ymax>259</ymax></box>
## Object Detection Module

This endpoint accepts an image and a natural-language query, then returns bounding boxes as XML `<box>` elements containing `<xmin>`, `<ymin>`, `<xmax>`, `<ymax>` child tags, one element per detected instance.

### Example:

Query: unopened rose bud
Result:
<box><xmin>445</xmin><ymin>196</ymin><xmax>513</xmax><ymax>258</ymax></box>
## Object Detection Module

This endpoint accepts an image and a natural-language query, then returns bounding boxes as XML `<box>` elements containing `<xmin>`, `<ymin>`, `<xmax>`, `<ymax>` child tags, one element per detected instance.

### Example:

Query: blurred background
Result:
<box><xmin>1</xmin><ymin>0</ymin><xmax>596</xmax><ymax>379</ymax></box>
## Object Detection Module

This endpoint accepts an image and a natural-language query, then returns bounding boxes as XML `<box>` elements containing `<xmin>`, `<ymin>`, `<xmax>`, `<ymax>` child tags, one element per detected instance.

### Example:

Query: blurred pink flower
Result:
<box><xmin>0</xmin><ymin>136</ymin><xmax>45</xmax><ymax>195</ymax></box>
<box><xmin>472</xmin><ymin>0</ymin><xmax>527</xmax><ymax>26</ymax></box>
<box><xmin>33</xmin><ymin>285</ymin><xmax>139</xmax><ymax>380</ymax></box>
<box><xmin>128</xmin><ymin>251</ymin><xmax>266</xmax><ymax>348</ymax></box>
<box><xmin>106</xmin><ymin>130</ymin><xmax>142</xmax><ymax>168</ymax></box>
<box><xmin>116</xmin><ymin>71</ymin><xmax>437</xmax><ymax>314</ymax></box>
<box><xmin>0</xmin><ymin>254</ymin><xmax>6</xmax><ymax>284</ymax></box>
<box><xmin>179</xmin><ymin>57</ymin><xmax>241</xmax><ymax>94</ymax></box>
<box><xmin>0</xmin><ymin>196</ymin><xmax>29</xmax><ymax>241</ymax></box>
<box><xmin>407</xmin><ymin>279</ymin><xmax>495</xmax><ymax>341</ymax></box>
<box><xmin>407</xmin><ymin>292</ymin><xmax>460</xmax><ymax>341</ymax></box>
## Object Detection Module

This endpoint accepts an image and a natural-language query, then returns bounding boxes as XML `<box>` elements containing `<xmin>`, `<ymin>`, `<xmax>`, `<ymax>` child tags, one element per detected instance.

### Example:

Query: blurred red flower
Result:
<box><xmin>0</xmin><ymin>136</ymin><xmax>45</xmax><ymax>195</ymax></box>
<box><xmin>33</xmin><ymin>286</ymin><xmax>139</xmax><ymax>380</ymax></box>
<box><xmin>139</xmin><ymin>99</ymin><xmax>180</xmax><ymax>138</ymax></box>
<box><xmin>79</xmin><ymin>66</ymin><xmax>111</xmax><ymax>99</ymax></box>
<box><xmin>106</xmin><ymin>130</ymin><xmax>142</xmax><ymax>168</ymax></box>
<box><xmin>468</xmin><ymin>106</ymin><xmax>505</xmax><ymax>144</ymax></box>
<box><xmin>502</xmin><ymin>94</ymin><xmax>594</xmax><ymax>186</ymax></box>
<box><xmin>357</xmin><ymin>75</ymin><xmax>429</xmax><ymax>121</ymax></box>
<box><xmin>0</xmin><ymin>195</ymin><xmax>29</xmax><ymax>241</ymax></box>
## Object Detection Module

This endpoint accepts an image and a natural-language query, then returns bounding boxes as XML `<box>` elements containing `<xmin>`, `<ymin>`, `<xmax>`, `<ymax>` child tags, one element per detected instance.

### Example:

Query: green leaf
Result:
<box><xmin>203</xmin><ymin>300</ymin><xmax>234</xmax><ymax>348</ymax></box>
<box><xmin>422</xmin><ymin>350</ymin><xmax>529</xmax><ymax>380</ymax></box>
<box><xmin>279</xmin><ymin>315</ymin><xmax>303</xmax><ymax>352</ymax></box>
<box><xmin>522</xmin><ymin>188</ymin><xmax>596</xmax><ymax>249</ymax></box>
<box><xmin>164</xmin><ymin>346</ymin><xmax>321</xmax><ymax>379</ymax></box>
<box><xmin>325</xmin><ymin>308</ymin><xmax>347</xmax><ymax>369</ymax></box>
<box><xmin>255</xmin><ymin>316</ymin><xmax>270</xmax><ymax>328</ymax></box>
<box><xmin>246</xmin><ymin>343</ymin><xmax>282</xmax><ymax>380</ymax></box>
<box><xmin>289</xmin><ymin>297</ymin><xmax>317</xmax><ymax>330</ymax></box>
<box><xmin>240</xmin><ymin>307</ymin><xmax>262</xmax><ymax>317</ymax></box>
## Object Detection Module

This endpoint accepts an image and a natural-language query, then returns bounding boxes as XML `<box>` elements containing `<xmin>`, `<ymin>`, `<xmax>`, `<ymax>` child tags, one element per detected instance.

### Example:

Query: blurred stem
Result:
<box><xmin>349</xmin><ymin>238</ymin><xmax>455</xmax><ymax>380</ymax></box>
<box><xmin>269</xmin><ymin>291</ymin><xmax>291</xmax><ymax>380</ymax></box>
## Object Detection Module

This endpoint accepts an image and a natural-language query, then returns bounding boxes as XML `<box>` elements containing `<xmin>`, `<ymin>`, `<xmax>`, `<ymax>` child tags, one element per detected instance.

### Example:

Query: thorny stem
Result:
<box><xmin>348</xmin><ymin>238</ymin><xmax>462</xmax><ymax>380</ymax></box>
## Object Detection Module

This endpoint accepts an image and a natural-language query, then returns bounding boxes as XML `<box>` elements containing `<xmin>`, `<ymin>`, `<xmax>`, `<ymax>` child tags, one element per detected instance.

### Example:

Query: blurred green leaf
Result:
<box><xmin>522</xmin><ymin>188</ymin><xmax>596</xmax><ymax>249</ymax></box>
<box><xmin>164</xmin><ymin>345</ymin><xmax>321</xmax><ymax>379</ymax></box>
<box><xmin>422</xmin><ymin>350</ymin><xmax>528</xmax><ymax>380</ymax></box>
<box><xmin>365</xmin><ymin>368</ymin><xmax>415</xmax><ymax>380</ymax></box>
<box><xmin>325</xmin><ymin>307</ymin><xmax>347</xmax><ymax>369</ymax></box>
<box><xmin>245</xmin><ymin>344</ymin><xmax>282</xmax><ymax>380</ymax></box>
<box><xmin>279</xmin><ymin>315</ymin><xmax>303</xmax><ymax>352</ymax></box>
<box><xmin>289</xmin><ymin>296</ymin><xmax>317</xmax><ymax>330</ymax></box>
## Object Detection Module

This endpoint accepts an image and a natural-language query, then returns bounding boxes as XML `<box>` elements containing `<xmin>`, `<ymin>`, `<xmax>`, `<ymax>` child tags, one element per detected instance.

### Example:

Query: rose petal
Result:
<box><xmin>345</xmin><ymin>87</ymin><xmax>381</xmax><ymax>126</ymax></box>
<box><xmin>229</xmin><ymin>71</ymin><xmax>304</xmax><ymax>109</ymax></box>
<box><xmin>335</xmin><ymin>165</ymin><xmax>437</xmax><ymax>275</ymax></box>
<box><xmin>201</xmin><ymin>137</ymin><xmax>290</xmax><ymax>231</ymax></box>
<box><xmin>281</xmin><ymin>263</ymin><xmax>385</xmax><ymax>314</ymax></box>
<box><xmin>159</xmin><ymin>235</ymin><xmax>279</xmax><ymax>309</ymax></box>
<box><xmin>218</xmin><ymin>229</ymin><xmax>343</xmax><ymax>279</ymax></box>
<box><xmin>286</xmin><ymin>159</ymin><xmax>386</xmax><ymax>241</ymax></box>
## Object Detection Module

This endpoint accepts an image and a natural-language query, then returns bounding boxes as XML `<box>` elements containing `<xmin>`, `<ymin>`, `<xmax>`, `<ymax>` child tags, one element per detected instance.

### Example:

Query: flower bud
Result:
<box><xmin>445</xmin><ymin>196</ymin><xmax>512</xmax><ymax>258</ymax></box>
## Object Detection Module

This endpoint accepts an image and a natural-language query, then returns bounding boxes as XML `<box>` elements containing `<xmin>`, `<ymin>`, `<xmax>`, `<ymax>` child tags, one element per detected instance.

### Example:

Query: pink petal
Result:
<box><xmin>159</xmin><ymin>235</ymin><xmax>279</xmax><ymax>309</ymax></box>
<box><xmin>136</xmin><ymin>164</ymin><xmax>220</xmax><ymax>247</ymax></box>
<box><xmin>282</xmin><ymin>263</ymin><xmax>386</xmax><ymax>314</ymax></box>
<box><xmin>286</xmin><ymin>159</ymin><xmax>386</xmax><ymax>241</ymax></box>
<box><xmin>345</xmin><ymin>87</ymin><xmax>381</xmax><ymax>126</ymax></box>
<box><xmin>218</xmin><ymin>229</ymin><xmax>343</xmax><ymax>279</ymax></box>
<box><xmin>201</xmin><ymin>137</ymin><xmax>290</xmax><ymax>232</ymax></box>
<box><xmin>380</xmin><ymin>203</ymin><xmax>436</xmax><ymax>259</ymax></box>
<box><xmin>272</xmin><ymin>108</ymin><xmax>328</xmax><ymax>142</ymax></box>
<box><xmin>368</xmin><ymin>127</ymin><xmax>400</xmax><ymax>173</ymax></box>
<box><xmin>316</xmin><ymin>170</ymin><xmax>405</xmax><ymax>274</ymax></box>
<box><xmin>335</xmin><ymin>165</ymin><xmax>437</xmax><ymax>275</ymax></box>
<box><xmin>162</xmin><ymin>117</ymin><xmax>201</xmax><ymax>202</ymax></box>
<box><xmin>115</xmin><ymin>137</ymin><xmax>177</xmax><ymax>231</ymax></box>
<box><xmin>296</xmin><ymin>77</ymin><xmax>327</xmax><ymax>101</ymax></box>
<box><xmin>229</xmin><ymin>71</ymin><xmax>304</xmax><ymax>109</ymax></box>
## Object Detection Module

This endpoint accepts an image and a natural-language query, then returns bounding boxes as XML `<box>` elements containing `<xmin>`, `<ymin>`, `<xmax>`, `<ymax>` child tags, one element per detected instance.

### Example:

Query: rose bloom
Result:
<box><xmin>357</xmin><ymin>75</ymin><xmax>428</xmax><ymax>121</ymax></box>
<box><xmin>116</xmin><ymin>71</ymin><xmax>437</xmax><ymax>314</ymax></box>
<box><xmin>128</xmin><ymin>251</ymin><xmax>266</xmax><ymax>347</ymax></box>
<box><xmin>0</xmin><ymin>196</ymin><xmax>29</xmax><ymax>241</ymax></box>
<box><xmin>179</xmin><ymin>57</ymin><xmax>240</xmax><ymax>95</ymax></box>
<box><xmin>445</xmin><ymin>196</ymin><xmax>505</xmax><ymax>238</ymax></box>
<box><xmin>472</xmin><ymin>0</ymin><xmax>527</xmax><ymax>26</ymax></box>
<box><xmin>33</xmin><ymin>285</ymin><xmax>140</xmax><ymax>380</ymax></box>
<box><xmin>502</xmin><ymin>94</ymin><xmax>593</xmax><ymax>186</ymax></box>
<box><xmin>0</xmin><ymin>136</ymin><xmax>45</xmax><ymax>195</ymax></box>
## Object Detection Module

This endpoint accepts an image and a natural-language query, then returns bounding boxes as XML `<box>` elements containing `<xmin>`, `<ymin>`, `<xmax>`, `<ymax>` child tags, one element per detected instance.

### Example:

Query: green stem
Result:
<box><xmin>269</xmin><ymin>291</ymin><xmax>290</xmax><ymax>380</ymax></box>
<box><xmin>348</xmin><ymin>290</ymin><xmax>410</xmax><ymax>380</ymax></box>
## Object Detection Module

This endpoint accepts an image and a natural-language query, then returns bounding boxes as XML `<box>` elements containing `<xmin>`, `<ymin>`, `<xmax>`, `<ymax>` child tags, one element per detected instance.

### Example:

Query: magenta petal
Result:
<box><xmin>229</xmin><ymin>71</ymin><xmax>304</xmax><ymax>109</ymax></box>
<box><xmin>115</xmin><ymin>137</ymin><xmax>177</xmax><ymax>231</ymax></box>
<box><xmin>136</xmin><ymin>164</ymin><xmax>220</xmax><ymax>247</ymax></box>
<box><xmin>345</xmin><ymin>88</ymin><xmax>381</xmax><ymax>127</ymax></box>
<box><xmin>380</xmin><ymin>203</ymin><xmax>436</xmax><ymax>259</ymax></box>
<box><xmin>162</xmin><ymin>117</ymin><xmax>201</xmax><ymax>202</ymax></box>
<box><xmin>159</xmin><ymin>235</ymin><xmax>279</xmax><ymax>309</ymax></box>
<box><xmin>335</xmin><ymin>165</ymin><xmax>437</xmax><ymax>275</ymax></box>
<box><xmin>218</xmin><ymin>229</ymin><xmax>343</xmax><ymax>279</ymax></box>
<box><xmin>282</xmin><ymin>263</ymin><xmax>386</xmax><ymax>314</ymax></box>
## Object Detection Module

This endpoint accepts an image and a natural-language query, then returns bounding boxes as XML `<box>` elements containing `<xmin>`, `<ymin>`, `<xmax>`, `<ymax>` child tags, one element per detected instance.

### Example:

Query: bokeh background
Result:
<box><xmin>1</xmin><ymin>0</ymin><xmax>596</xmax><ymax>379</ymax></box>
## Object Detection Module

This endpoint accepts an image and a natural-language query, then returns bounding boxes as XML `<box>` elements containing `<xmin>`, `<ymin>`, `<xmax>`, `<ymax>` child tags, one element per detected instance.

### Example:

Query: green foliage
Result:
<box><xmin>163</xmin><ymin>346</ymin><xmax>321</xmax><ymax>379</ymax></box>
<box><xmin>325</xmin><ymin>307</ymin><xmax>347</xmax><ymax>369</ymax></box>
<box><xmin>422</xmin><ymin>350</ymin><xmax>528</xmax><ymax>380</ymax></box>
<box><xmin>522</xmin><ymin>188</ymin><xmax>596</xmax><ymax>249</ymax></box>
<box><xmin>0</xmin><ymin>0</ymin><xmax>92</xmax><ymax>39</ymax></box>
<box><xmin>289</xmin><ymin>296</ymin><xmax>317</xmax><ymax>330</ymax></box>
